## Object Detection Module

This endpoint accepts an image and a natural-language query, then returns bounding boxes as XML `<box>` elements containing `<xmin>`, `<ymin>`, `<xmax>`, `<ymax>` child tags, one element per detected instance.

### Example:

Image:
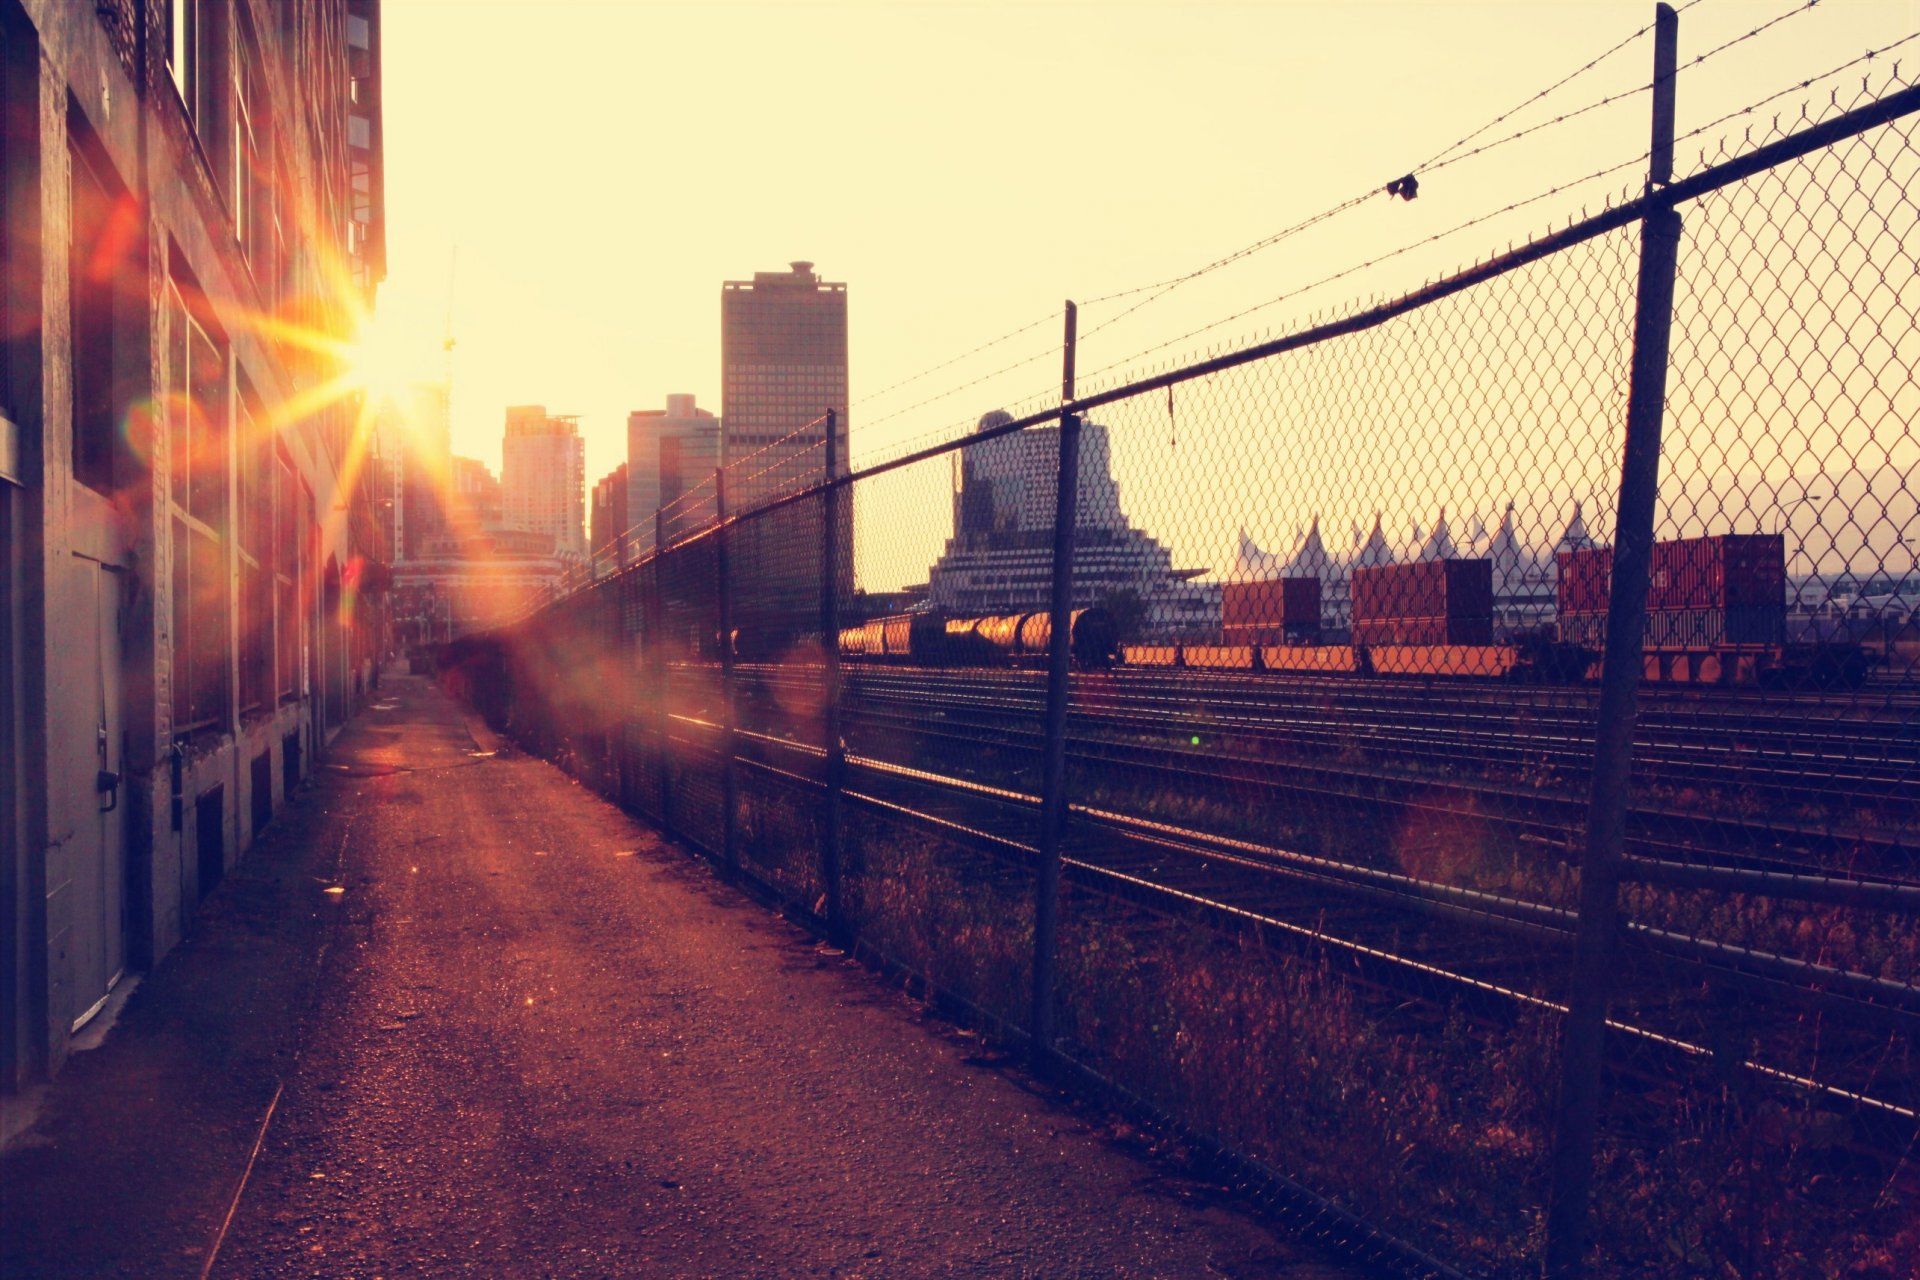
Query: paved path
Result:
<box><xmin>3</xmin><ymin>673</ymin><xmax>1362</xmax><ymax>1278</ymax></box>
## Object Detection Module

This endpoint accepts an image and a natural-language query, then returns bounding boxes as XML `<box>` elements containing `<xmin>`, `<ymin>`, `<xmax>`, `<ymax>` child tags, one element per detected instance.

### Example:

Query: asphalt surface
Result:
<box><xmin>1</xmin><ymin>672</ymin><xmax>1365</xmax><ymax>1279</ymax></box>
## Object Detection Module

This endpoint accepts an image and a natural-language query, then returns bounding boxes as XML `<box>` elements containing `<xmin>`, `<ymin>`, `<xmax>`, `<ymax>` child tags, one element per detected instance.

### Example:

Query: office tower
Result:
<box><xmin>720</xmin><ymin>261</ymin><xmax>848</xmax><ymax>511</ymax></box>
<box><xmin>378</xmin><ymin>380</ymin><xmax>450</xmax><ymax>560</ymax></box>
<box><xmin>720</xmin><ymin>263</ymin><xmax>850</xmax><ymax>639</ymax></box>
<box><xmin>627</xmin><ymin>394</ymin><xmax>720</xmax><ymax>542</ymax></box>
<box><xmin>502</xmin><ymin>405</ymin><xmax>586</xmax><ymax>558</ymax></box>
<box><xmin>590</xmin><ymin>463</ymin><xmax>630</xmax><ymax>569</ymax></box>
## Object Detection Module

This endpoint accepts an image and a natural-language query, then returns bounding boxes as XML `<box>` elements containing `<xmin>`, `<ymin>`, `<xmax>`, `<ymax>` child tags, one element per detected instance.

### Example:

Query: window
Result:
<box><xmin>169</xmin><ymin>278</ymin><xmax>230</xmax><ymax>735</ymax></box>
<box><xmin>167</xmin><ymin>0</ymin><xmax>208</xmax><ymax>125</ymax></box>
<box><xmin>69</xmin><ymin>124</ymin><xmax>131</xmax><ymax>494</ymax></box>
<box><xmin>236</xmin><ymin>384</ymin><xmax>271</xmax><ymax>714</ymax></box>
<box><xmin>273</xmin><ymin>454</ymin><xmax>300</xmax><ymax>702</ymax></box>
<box><xmin>232</xmin><ymin>15</ymin><xmax>276</xmax><ymax>296</ymax></box>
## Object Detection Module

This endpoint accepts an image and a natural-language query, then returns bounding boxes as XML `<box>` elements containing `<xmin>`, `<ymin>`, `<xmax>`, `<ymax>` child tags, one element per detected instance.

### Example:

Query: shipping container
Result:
<box><xmin>1351</xmin><ymin>559</ymin><xmax>1493</xmax><ymax>627</ymax></box>
<box><xmin>1556</xmin><ymin>545</ymin><xmax>1614</xmax><ymax>615</ymax></box>
<box><xmin>1557</xmin><ymin>535</ymin><xmax>1786</xmax><ymax>615</ymax></box>
<box><xmin>1222</xmin><ymin>578</ymin><xmax>1322</xmax><ymax>633</ymax></box>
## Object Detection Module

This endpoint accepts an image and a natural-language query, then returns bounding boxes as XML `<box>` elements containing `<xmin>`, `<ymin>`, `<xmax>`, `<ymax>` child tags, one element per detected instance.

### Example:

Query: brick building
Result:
<box><xmin>0</xmin><ymin>0</ymin><xmax>387</xmax><ymax>1087</ymax></box>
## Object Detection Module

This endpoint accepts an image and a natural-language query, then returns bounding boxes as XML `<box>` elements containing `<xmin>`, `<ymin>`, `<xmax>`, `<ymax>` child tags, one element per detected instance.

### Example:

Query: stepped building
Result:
<box><xmin>926</xmin><ymin>412</ymin><xmax>1218</xmax><ymax>638</ymax></box>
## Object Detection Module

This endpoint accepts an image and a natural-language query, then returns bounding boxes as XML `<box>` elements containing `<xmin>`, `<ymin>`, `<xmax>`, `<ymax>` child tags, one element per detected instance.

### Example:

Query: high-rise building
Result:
<box><xmin>720</xmin><ymin>261</ymin><xmax>849</xmax><ymax>511</ymax></box>
<box><xmin>376</xmin><ymin>380</ymin><xmax>450</xmax><ymax>560</ymax></box>
<box><xmin>720</xmin><ymin>263</ymin><xmax>851</xmax><ymax>639</ymax></box>
<box><xmin>590</xmin><ymin>463</ymin><xmax>630</xmax><ymax>571</ymax></box>
<box><xmin>502</xmin><ymin>405</ymin><xmax>586</xmax><ymax>559</ymax></box>
<box><xmin>627</xmin><ymin>394</ymin><xmax>719</xmax><ymax>543</ymax></box>
<box><xmin>927</xmin><ymin>411</ymin><xmax>1219</xmax><ymax>638</ymax></box>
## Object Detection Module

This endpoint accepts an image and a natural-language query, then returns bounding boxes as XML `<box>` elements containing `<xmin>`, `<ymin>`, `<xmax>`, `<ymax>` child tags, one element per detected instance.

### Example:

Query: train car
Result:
<box><xmin>837</xmin><ymin>607</ymin><xmax>1118</xmax><ymax>669</ymax></box>
<box><xmin>827</xmin><ymin>536</ymin><xmax>1862</xmax><ymax>689</ymax></box>
<box><xmin>1351</xmin><ymin>559</ymin><xmax>1495</xmax><ymax>646</ymax></box>
<box><xmin>1558</xmin><ymin>535</ymin><xmax>1796</xmax><ymax>684</ymax></box>
<box><xmin>1221</xmin><ymin>577</ymin><xmax>1323</xmax><ymax>645</ymax></box>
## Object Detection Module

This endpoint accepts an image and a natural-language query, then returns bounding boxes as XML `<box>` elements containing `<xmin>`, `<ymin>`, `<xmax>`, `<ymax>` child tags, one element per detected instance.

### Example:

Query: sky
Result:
<box><xmin>369</xmin><ymin>0</ymin><xmax>1919</xmax><ymax>559</ymax></box>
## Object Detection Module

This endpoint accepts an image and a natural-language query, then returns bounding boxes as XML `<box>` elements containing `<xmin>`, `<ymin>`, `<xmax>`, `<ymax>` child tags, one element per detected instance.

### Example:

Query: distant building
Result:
<box><xmin>927</xmin><ymin>411</ymin><xmax>1218</xmax><ymax>638</ymax></box>
<box><xmin>590</xmin><ymin>463</ymin><xmax>631</xmax><ymax>571</ymax></box>
<box><xmin>628</xmin><ymin>394</ymin><xmax>719</xmax><ymax>544</ymax></box>
<box><xmin>721</xmin><ymin>261</ymin><xmax>849</xmax><ymax>510</ymax></box>
<box><xmin>502</xmin><ymin>405</ymin><xmax>586</xmax><ymax>559</ymax></box>
<box><xmin>720</xmin><ymin>262</ymin><xmax>852</xmax><ymax>639</ymax></box>
<box><xmin>376</xmin><ymin>381</ymin><xmax>450</xmax><ymax>560</ymax></box>
<box><xmin>392</xmin><ymin>528</ymin><xmax>570</xmax><ymax>647</ymax></box>
<box><xmin>448</xmin><ymin>455</ymin><xmax>503</xmax><ymax>532</ymax></box>
<box><xmin>1234</xmin><ymin>503</ymin><xmax>1585</xmax><ymax>636</ymax></box>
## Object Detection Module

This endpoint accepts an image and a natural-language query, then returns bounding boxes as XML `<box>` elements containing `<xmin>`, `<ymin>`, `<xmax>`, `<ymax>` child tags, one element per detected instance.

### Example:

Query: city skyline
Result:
<box><xmin>366</xmin><ymin>0</ymin><xmax>1915</xmax><ymax>493</ymax></box>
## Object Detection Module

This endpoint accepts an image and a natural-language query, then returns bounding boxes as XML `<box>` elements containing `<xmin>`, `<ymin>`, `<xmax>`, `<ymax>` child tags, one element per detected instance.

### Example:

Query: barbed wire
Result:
<box><xmin>851</xmin><ymin>311</ymin><xmax>1058</xmax><ymax>411</ymax></box>
<box><xmin>1073</xmin><ymin>30</ymin><xmax>1914</xmax><ymax>393</ymax></box>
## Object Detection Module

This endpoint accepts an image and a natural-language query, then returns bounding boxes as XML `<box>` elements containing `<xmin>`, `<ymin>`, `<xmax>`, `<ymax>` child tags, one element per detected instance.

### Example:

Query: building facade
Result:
<box><xmin>626</xmin><ymin>393</ymin><xmax>717</xmax><ymax>545</ymax></box>
<box><xmin>447</xmin><ymin>453</ymin><xmax>501</xmax><ymax>532</ymax></box>
<box><xmin>589</xmin><ymin>462</ymin><xmax>628</xmax><ymax>572</ymax></box>
<box><xmin>501</xmin><ymin>404</ymin><xmax>584</xmax><ymax>560</ymax></box>
<box><xmin>927</xmin><ymin>411</ymin><xmax>1218</xmax><ymax>637</ymax></box>
<box><xmin>720</xmin><ymin>261</ymin><xmax>848</xmax><ymax>510</ymax></box>
<box><xmin>377</xmin><ymin>379</ymin><xmax>448</xmax><ymax>560</ymax></box>
<box><xmin>1</xmin><ymin>0</ymin><xmax>386</xmax><ymax>1087</ymax></box>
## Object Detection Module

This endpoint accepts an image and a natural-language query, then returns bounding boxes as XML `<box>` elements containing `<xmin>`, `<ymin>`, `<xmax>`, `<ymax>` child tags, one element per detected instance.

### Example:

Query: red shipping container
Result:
<box><xmin>1557</xmin><ymin>535</ymin><xmax>1785</xmax><ymax>615</ymax></box>
<box><xmin>1351</xmin><ymin>559</ymin><xmax>1493</xmax><ymax>625</ymax></box>
<box><xmin>1649</xmin><ymin>534</ymin><xmax>1784</xmax><ymax>609</ymax></box>
<box><xmin>1556</xmin><ymin>546</ymin><xmax>1614</xmax><ymax>615</ymax></box>
<box><xmin>1222</xmin><ymin>577</ymin><xmax>1322</xmax><ymax>631</ymax></box>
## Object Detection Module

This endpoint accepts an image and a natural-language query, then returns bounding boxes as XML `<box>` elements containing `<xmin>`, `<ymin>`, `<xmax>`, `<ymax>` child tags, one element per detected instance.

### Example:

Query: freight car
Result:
<box><xmin>826</xmin><ymin>540</ymin><xmax>1866</xmax><ymax>689</ymax></box>
<box><xmin>1557</xmin><ymin>535</ymin><xmax>1799</xmax><ymax>684</ymax></box>
<box><xmin>838</xmin><ymin>608</ymin><xmax>1120</xmax><ymax>669</ymax></box>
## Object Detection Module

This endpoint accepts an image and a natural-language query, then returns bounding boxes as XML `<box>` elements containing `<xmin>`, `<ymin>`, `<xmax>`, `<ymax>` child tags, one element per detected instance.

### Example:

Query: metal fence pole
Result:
<box><xmin>819</xmin><ymin>410</ymin><xmax>847</xmax><ymax>944</ymax></box>
<box><xmin>1031</xmin><ymin>301</ymin><xmax>1080</xmax><ymax>1071</ymax></box>
<box><xmin>653</xmin><ymin>507</ymin><xmax>672</xmax><ymax>837</ymax></box>
<box><xmin>715</xmin><ymin>468</ymin><xmax>739</xmax><ymax>873</ymax></box>
<box><xmin>1545</xmin><ymin>7</ymin><xmax>1680</xmax><ymax>1276</ymax></box>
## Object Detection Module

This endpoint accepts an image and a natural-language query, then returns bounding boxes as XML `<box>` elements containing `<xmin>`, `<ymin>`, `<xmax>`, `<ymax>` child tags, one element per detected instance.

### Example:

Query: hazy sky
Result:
<box><xmin>372</xmin><ymin>0</ymin><xmax>1918</xmax><ymax>491</ymax></box>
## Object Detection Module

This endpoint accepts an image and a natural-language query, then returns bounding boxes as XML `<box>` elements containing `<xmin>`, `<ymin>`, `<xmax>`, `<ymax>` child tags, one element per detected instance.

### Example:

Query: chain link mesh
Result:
<box><xmin>457</xmin><ymin>73</ymin><xmax>1920</xmax><ymax>1280</ymax></box>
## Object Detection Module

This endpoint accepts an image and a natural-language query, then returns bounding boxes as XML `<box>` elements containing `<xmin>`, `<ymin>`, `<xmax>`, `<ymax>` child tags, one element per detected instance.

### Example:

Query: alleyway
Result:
<box><xmin>2</xmin><ymin>673</ymin><xmax>1357</xmax><ymax>1279</ymax></box>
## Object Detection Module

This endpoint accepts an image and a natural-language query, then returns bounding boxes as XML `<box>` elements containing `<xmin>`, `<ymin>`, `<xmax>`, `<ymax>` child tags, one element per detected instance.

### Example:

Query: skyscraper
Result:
<box><xmin>720</xmin><ymin>261</ymin><xmax>849</xmax><ymax>512</ymax></box>
<box><xmin>502</xmin><ymin>405</ymin><xmax>586</xmax><ymax>559</ymax></box>
<box><xmin>377</xmin><ymin>380</ymin><xmax>450</xmax><ymax>560</ymax></box>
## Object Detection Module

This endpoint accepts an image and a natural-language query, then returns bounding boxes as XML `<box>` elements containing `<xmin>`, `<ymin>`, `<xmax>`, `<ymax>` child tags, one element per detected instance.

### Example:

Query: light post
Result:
<box><xmin>1776</xmin><ymin>492</ymin><xmax>1825</xmax><ymax>615</ymax></box>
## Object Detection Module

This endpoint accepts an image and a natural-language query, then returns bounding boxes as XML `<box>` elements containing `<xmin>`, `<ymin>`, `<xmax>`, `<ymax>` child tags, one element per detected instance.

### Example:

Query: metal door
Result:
<box><xmin>63</xmin><ymin>557</ymin><xmax>126</xmax><ymax>1031</ymax></box>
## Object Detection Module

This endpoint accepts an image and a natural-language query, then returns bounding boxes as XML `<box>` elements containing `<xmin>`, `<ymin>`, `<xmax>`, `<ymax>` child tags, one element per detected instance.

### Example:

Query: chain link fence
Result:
<box><xmin>449</xmin><ymin>46</ymin><xmax>1920</xmax><ymax>1280</ymax></box>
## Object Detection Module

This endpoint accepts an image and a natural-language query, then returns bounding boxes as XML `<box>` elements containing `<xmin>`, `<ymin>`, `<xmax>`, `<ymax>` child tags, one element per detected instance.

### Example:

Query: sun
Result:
<box><xmin>341</xmin><ymin>308</ymin><xmax>427</xmax><ymax>410</ymax></box>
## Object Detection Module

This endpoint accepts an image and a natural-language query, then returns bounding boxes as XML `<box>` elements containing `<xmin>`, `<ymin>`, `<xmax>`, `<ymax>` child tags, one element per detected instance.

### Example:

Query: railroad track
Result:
<box><xmin>758</xmin><ymin>666</ymin><xmax>1920</xmax><ymax>810</ymax></box>
<box><xmin>643</xmin><ymin>715</ymin><xmax>1918</xmax><ymax>1133</ymax></box>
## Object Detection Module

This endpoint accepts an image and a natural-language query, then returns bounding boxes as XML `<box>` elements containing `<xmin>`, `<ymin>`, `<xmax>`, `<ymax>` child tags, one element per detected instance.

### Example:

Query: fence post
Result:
<box><xmin>1031</xmin><ymin>301</ymin><xmax>1080</xmax><ymax>1072</ymax></box>
<box><xmin>653</xmin><ymin>507</ymin><xmax>672</xmax><ymax>837</ymax></box>
<box><xmin>715</xmin><ymin>468</ymin><xmax>739</xmax><ymax>874</ymax></box>
<box><xmin>1545</xmin><ymin>6</ymin><xmax>1680</xmax><ymax>1275</ymax></box>
<box><xmin>819</xmin><ymin>410</ymin><xmax>847</xmax><ymax>944</ymax></box>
